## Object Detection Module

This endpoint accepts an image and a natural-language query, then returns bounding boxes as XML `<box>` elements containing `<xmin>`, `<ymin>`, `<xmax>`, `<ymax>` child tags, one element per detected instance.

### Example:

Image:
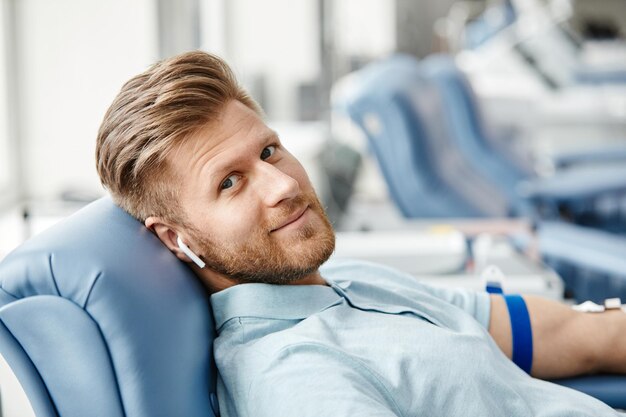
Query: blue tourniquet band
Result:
<box><xmin>504</xmin><ymin>294</ymin><xmax>533</xmax><ymax>374</ymax></box>
<box><xmin>485</xmin><ymin>284</ymin><xmax>504</xmax><ymax>295</ymax></box>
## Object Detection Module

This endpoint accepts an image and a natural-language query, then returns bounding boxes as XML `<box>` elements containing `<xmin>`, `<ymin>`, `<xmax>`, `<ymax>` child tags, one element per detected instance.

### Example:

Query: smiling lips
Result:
<box><xmin>271</xmin><ymin>206</ymin><xmax>309</xmax><ymax>233</ymax></box>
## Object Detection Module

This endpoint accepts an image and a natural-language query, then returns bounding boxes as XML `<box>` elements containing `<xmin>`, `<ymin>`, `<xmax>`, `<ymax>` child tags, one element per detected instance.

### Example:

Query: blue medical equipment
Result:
<box><xmin>485</xmin><ymin>277</ymin><xmax>534</xmax><ymax>374</ymax></box>
<box><xmin>504</xmin><ymin>294</ymin><xmax>534</xmax><ymax>374</ymax></box>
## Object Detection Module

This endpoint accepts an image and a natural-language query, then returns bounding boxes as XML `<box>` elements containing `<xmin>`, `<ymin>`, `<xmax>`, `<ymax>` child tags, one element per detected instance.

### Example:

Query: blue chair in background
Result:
<box><xmin>0</xmin><ymin>198</ymin><xmax>218</xmax><ymax>417</ymax></box>
<box><xmin>418</xmin><ymin>54</ymin><xmax>626</xmax><ymax>231</ymax></box>
<box><xmin>333</xmin><ymin>55</ymin><xmax>485</xmax><ymax>218</ymax></box>
<box><xmin>333</xmin><ymin>53</ymin><xmax>626</xmax><ymax>226</ymax></box>
<box><xmin>333</xmin><ymin>53</ymin><xmax>531</xmax><ymax>218</ymax></box>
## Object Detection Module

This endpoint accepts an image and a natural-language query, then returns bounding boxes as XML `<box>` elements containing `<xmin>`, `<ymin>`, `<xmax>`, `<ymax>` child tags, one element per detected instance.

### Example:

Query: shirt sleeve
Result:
<box><xmin>246</xmin><ymin>343</ymin><xmax>403</xmax><ymax>417</ymax></box>
<box><xmin>416</xmin><ymin>283</ymin><xmax>492</xmax><ymax>329</ymax></box>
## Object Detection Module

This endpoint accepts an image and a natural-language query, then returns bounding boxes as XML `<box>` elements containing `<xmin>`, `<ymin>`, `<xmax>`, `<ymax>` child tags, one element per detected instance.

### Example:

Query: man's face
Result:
<box><xmin>168</xmin><ymin>100</ymin><xmax>335</xmax><ymax>285</ymax></box>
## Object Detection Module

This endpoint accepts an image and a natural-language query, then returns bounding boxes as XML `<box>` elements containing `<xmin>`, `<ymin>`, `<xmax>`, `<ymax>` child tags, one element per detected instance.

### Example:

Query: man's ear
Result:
<box><xmin>145</xmin><ymin>216</ymin><xmax>192</xmax><ymax>263</ymax></box>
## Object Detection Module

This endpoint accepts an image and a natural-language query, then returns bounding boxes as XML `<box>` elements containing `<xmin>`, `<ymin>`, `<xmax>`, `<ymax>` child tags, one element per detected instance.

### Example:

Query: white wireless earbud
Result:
<box><xmin>176</xmin><ymin>236</ymin><xmax>206</xmax><ymax>269</ymax></box>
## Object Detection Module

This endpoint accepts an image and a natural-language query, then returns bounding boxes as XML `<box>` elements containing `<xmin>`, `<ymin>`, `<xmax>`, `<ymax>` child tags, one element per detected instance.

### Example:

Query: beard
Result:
<box><xmin>188</xmin><ymin>190</ymin><xmax>335</xmax><ymax>285</ymax></box>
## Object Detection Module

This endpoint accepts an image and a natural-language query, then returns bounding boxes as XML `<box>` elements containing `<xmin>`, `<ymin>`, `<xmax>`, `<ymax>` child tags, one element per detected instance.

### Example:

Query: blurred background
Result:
<box><xmin>0</xmin><ymin>0</ymin><xmax>624</xmax><ymax>242</ymax></box>
<box><xmin>2</xmin><ymin>0</ymin><xmax>626</xmax><ymax>414</ymax></box>
<box><xmin>1</xmin><ymin>0</ymin><xmax>626</xmax><ymax>285</ymax></box>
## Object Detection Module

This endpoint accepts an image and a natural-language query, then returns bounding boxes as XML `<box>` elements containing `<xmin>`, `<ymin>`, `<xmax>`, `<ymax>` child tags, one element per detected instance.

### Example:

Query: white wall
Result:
<box><xmin>333</xmin><ymin>0</ymin><xmax>396</xmax><ymax>59</ymax></box>
<box><xmin>199</xmin><ymin>0</ymin><xmax>395</xmax><ymax>121</ymax></box>
<box><xmin>0</xmin><ymin>0</ymin><xmax>12</xmax><ymax>198</ymax></box>
<box><xmin>220</xmin><ymin>0</ymin><xmax>320</xmax><ymax>120</ymax></box>
<box><xmin>15</xmin><ymin>0</ymin><xmax>159</xmax><ymax>200</ymax></box>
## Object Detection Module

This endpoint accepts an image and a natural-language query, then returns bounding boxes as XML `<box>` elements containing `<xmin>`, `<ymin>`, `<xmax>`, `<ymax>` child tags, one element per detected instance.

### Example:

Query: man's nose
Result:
<box><xmin>254</xmin><ymin>162</ymin><xmax>300</xmax><ymax>206</ymax></box>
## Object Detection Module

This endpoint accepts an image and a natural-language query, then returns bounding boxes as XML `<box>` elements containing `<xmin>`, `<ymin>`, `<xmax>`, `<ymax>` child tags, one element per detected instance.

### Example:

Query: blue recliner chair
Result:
<box><xmin>419</xmin><ymin>54</ymin><xmax>626</xmax><ymax>231</ymax></box>
<box><xmin>333</xmin><ymin>54</ymin><xmax>626</xmax><ymax>224</ymax></box>
<box><xmin>332</xmin><ymin>55</ymin><xmax>499</xmax><ymax>218</ymax></box>
<box><xmin>1</xmin><ymin>197</ymin><xmax>626</xmax><ymax>413</ymax></box>
<box><xmin>0</xmin><ymin>198</ymin><xmax>219</xmax><ymax>417</ymax></box>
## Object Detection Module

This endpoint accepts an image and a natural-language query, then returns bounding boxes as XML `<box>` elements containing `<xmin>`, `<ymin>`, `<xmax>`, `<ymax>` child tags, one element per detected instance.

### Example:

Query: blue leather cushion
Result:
<box><xmin>0</xmin><ymin>197</ymin><xmax>217</xmax><ymax>417</ymax></box>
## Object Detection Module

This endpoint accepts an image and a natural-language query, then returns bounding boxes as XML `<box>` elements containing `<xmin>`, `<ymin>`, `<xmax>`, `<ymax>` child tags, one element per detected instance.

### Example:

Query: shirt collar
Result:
<box><xmin>210</xmin><ymin>278</ymin><xmax>346</xmax><ymax>330</ymax></box>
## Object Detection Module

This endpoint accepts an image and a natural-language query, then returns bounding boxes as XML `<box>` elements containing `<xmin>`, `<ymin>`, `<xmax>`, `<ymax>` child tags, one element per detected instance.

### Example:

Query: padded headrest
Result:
<box><xmin>0</xmin><ymin>197</ymin><xmax>217</xmax><ymax>417</ymax></box>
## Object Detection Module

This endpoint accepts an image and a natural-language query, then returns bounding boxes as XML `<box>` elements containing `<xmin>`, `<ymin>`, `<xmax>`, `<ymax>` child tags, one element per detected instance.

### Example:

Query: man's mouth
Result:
<box><xmin>271</xmin><ymin>205</ymin><xmax>309</xmax><ymax>233</ymax></box>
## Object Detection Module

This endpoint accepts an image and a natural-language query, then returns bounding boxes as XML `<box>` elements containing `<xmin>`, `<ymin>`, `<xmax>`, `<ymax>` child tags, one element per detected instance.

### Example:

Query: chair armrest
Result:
<box><xmin>551</xmin><ymin>375</ymin><xmax>626</xmax><ymax>409</ymax></box>
<box><xmin>552</xmin><ymin>144</ymin><xmax>626</xmax><ymax>169</ymax></box>
<box><xmin>517</xmin><ymin>166</ymin><xmax>626</xmax><ymax>204</ymax></box>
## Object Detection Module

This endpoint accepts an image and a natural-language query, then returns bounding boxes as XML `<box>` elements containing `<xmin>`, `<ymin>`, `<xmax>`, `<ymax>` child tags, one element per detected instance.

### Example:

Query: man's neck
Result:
<box><xmin>197</xmin><ymin>268</ymin><xmax>327</xmax><ymax>292</ymax></box>
<box><xmin>290</xmin><ymin>270</ymin><xmax>327</xmax><ymax>286</ymax></box>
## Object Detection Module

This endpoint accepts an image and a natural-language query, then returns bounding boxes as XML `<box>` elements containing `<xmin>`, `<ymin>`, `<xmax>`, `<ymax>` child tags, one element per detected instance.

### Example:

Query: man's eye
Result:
<box><xmin>220</xmin><ymin>174</ymin><xmax>239</xmax><ymax>190</ymax></box>
<box><xmin>260</xmin><ymin>145</ymin><xmax>276</xmax><ymax>161</ymax></box>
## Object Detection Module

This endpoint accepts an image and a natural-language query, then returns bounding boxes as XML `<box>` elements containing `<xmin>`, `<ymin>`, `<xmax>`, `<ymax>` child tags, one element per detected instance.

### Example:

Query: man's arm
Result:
<box><xmin>488</xmin><ymin>294</ymin><xmax>626</xmax><ymax>379</ymax></box>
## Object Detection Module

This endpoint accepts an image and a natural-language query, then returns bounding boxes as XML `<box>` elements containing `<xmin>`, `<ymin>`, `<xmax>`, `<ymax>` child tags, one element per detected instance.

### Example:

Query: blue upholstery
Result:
<box><xmin>551</xmin><ymin>144</ymin><xmax>626</xmax><ymax>170</ymax></box>
<box><xmin>538</xmin><ymin>221</ymin><xmax>626</xmax><ymax>303</ymax></box>
<box><xmin>418</xmin><ymin>54</ymin><xmax>626</xmax><ymax>230</ymax></box>
<box><xmin>334</xmin><ymin>53</ymin><xmax>626</xmax><ymax>227</ymax></box>
<box><xmin>401</xmin><ymin>61</ymin><xmax>513</xmax><ymax>217</ymax></box>
<box><xmin>419</xmin><ymin>54</ymin><xmax>536</xmax><ymax>216</ymax></box>
<box><xmin>553</xmin><ymin>375</ymin><xmax>626</xmax><ymax>409</ymax></box>
<box><xmin>519</xmin><ymin>166</ymin><xmax>626</xmax><ymax>234</ymax></box>
<box><xmin>0</xmin><ymin>197</ymin><xmax>217</xmax><ymax>417</ymax></box>
<box><xmin>333</xmin><ymin>55</ymin><xmax>487</xmax><ymax>218</ymax></box>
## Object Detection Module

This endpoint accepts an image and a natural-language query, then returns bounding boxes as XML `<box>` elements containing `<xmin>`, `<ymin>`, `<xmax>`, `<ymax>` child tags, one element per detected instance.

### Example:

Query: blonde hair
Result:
<box><xmin>96</xmin><ymin>50</ymin><xmax>260</xmax><ymax>222</ymax></box>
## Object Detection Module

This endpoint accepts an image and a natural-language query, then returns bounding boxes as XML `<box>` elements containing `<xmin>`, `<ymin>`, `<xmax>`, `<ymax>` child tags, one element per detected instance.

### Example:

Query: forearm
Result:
<box><xmin>489</xmin><ymin>294</ymin><xmax>626</xmax><ymax>379</ymax></box>
<box><xmin>592</xmin><ymin>310</ymin><xmax>626</xmax><ymax>374</ymax></box>
<box><xmin>526</xmin><ymin>295</ymin><xmax>605</xmax><ymax>379</ymax></box>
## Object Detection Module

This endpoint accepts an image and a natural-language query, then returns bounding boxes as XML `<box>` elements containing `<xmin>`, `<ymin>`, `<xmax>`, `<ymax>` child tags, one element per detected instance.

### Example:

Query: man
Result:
<box><xmin>96</xmin><ymin>51</ymin><xmax>625</xmax><ymax>416</ymax></box>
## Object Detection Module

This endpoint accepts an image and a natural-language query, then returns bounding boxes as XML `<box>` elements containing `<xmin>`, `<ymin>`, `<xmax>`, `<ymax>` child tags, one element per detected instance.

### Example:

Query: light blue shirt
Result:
<box><xmin>211</xmin><ymin>259</ymin><xmax>619</xmax><ymax>417</ymax></box>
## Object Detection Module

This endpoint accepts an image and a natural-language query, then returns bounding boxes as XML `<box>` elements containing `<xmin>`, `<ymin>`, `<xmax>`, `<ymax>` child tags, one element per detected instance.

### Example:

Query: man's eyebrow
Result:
<box><xmin>206</xmin><ymin>130</ymin><xmax>280</xmax><ymax>181</ymax></box>
<box><xmin>260</xmin><ymin>129</ymin><xmax>279</xmax><ymax>143</ymax></box>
